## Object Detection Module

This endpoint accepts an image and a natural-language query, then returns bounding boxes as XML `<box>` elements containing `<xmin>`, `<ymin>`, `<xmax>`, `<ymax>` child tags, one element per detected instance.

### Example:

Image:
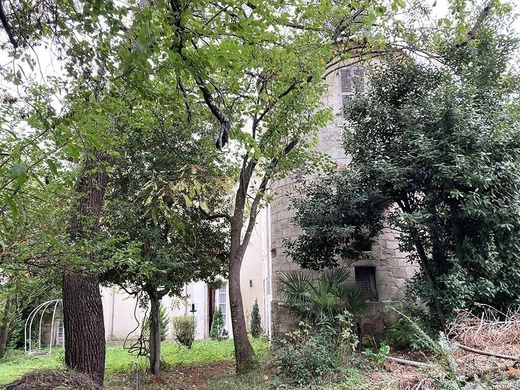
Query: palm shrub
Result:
<box><xmin>279</xmin><ymin>268</ymin><xmax>367</xmax><ymax>324</ymax></box>
<box><xmin>250</xmin><ymin>300</ymin><xmax>262</xmax><ymax>338</ymax></box>
<box><xmin>172</xmin><ymin>316</ymin><xmax>196</xmax><ymax>348</ymax></box>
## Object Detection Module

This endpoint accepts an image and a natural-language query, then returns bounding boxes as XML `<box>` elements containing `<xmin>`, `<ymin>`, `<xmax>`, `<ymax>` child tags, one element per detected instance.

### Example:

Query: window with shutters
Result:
<box><xmin>218</xmin><ymin>283</ymin><xmax>227</xmax><ymax>328</ymax></box>
<box><xmin>355</xmin><ymin>266</ymin><xmax>378</xmax><ymax>301</ymax></box>
<box><xmin>340</xmin><ymin>66</ymin><xmax>367</xmax><ymax>118</ymax></box>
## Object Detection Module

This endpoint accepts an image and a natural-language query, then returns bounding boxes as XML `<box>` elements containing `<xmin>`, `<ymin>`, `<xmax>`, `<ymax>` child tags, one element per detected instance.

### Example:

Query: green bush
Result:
<box><xmin>278</xmin><ymin>269</ymin><xmax>367</xmax><ymax>325</ymax></box>
<box><xmin>209</xmin><ymin>309</ymin><xmax>227</xmax><ymax>340</ymax></box>
<box><xmin>382</xmin><ymin>307</ymin><xmax>436</xmax><ymax>350</ymax></box>
<box><xmin>250</xmin><ymin>300</ymin><xmax>262</xmax><ymax>338</ymax></box>
<box><xmin>172</xmin><ymin>316</ymin><xmax>195</xmax><ymax>348</ymax></box>
<box><xmin>273</xmin><ymin>312</ymin><xmax>358</xmax><ymax>386</ymax></box>
<box><xmin>144</xmin><ymin>304</ymin><xmax>170</xmax><ymax>342</ymax></box>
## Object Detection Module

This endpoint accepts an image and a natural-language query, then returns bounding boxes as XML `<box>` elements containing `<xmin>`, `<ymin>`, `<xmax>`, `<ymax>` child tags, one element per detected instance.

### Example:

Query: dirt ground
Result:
<box><xmin>106</xmin><ymin>361</ymin><xmax>234</xmax><ymax>390</ymax></box>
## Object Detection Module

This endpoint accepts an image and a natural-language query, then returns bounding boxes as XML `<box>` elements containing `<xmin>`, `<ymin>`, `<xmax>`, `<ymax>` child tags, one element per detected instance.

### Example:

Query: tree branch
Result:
<box><xmin>0</xmin><ymin>0</ymin><xmax>18</xmax><ymax>48</ymax></box>
<box><xmin>456</xmin><ymin>0</ymin><xmax>494</xmax><ymax>48</ymax></box>
<box><xmin>239</xmin><ymin>138</ymin><xmax>299</xmax><ymax>251</ymax></box>
<box><xmin>198</xmin><ymin>206</ymin><xmax>232</xmax><ymax>222</ymax></box>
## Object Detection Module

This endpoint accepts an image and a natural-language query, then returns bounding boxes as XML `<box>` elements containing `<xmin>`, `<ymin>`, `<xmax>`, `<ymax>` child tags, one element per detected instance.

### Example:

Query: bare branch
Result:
<box><xmin>457</xmin><ymin>0</ymin><xmax>493</xmax><ymax>48</ymax></box>
<box><xmin>198</xmin><ymin>206</ymin><xmax>232</xmax><ymax>222</ymax></box>
<box><xmin>0</xmin><ymin>0</ymin><xmax>18</xmax><ymax>48</ymax></box>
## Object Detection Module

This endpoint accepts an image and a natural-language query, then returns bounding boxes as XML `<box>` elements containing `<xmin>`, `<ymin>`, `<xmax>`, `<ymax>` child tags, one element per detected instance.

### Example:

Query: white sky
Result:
<box><xmin>433</xmin><ymin>0</ymin><xmax>520</xmax><ymax>32</ymax></box>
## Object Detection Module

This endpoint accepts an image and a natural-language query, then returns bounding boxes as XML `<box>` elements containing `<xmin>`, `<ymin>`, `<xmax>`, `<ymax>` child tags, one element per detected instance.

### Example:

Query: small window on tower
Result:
<box><xmin>355</xmin><ymin>266</ymin><xmax>378</xmax><ymax>301</ymax></box>
<box><xmin>340</xmin><ymin>66</ymin><xmax>367</xmax><ymax>118</ymax></box>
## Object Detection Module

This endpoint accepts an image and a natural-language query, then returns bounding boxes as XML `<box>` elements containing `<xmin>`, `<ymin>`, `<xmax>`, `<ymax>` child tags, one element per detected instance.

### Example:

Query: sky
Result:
<box><xmin>434</xmin><ymin>0</ymin><xmax>520</xmax><ymax>33</ymax></box>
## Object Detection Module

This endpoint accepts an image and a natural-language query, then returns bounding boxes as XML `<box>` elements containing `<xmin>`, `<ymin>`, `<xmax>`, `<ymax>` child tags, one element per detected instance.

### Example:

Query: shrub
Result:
<box><xmin>273</xmin><ymin>312</ymin><xmax>358</xmax><ymax>386</ymax></box>
<box><xmin>159</xmin><ymin>305</ymin><xmax>169</xmax><ymax>341</ymax></box>
<box><xmin>382</xmin><ymin>307</ymin><xmax>436</xmax><ymax>350</ymax></box>
<box><xmin>209</xmin><ymin>309</ymin><xmax>227</xmax><ymax>340</ymax></box>
<box><xmin>250</xmin><ymin>300</ymin><xmax>262</xmax><ymax>338</ymax></box>
<box><xmin>144</xmin><ymin>304</ymin><xmax>170</xmax><ymax>342</ymax></box>
<box><xmin>172</xmin><ymin>316</ymin><xmax>195</xmax><ymax>348</ymax></box>
<box><xmin>278</xmin><ymin>268</ymin><xmax>367</xmax><ymax>324</ymax></box>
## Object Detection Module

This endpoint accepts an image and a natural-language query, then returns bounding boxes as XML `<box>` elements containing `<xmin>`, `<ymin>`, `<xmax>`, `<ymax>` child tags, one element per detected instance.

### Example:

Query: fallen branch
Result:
<box><xmin>459</xmin><ymin>344</ymin><xmax>520</xmax><ymax>362</ymax></box>
<box><xmin>387</xmin><ymin>356</ymin><xmax>433</xmax><ymax>369</ymax></box>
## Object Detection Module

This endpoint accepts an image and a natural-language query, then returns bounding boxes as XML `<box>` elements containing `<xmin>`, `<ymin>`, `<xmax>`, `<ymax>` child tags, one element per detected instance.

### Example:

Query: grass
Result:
<box><xmin>207</xmin><ymin>365</ymin><xmax>370</xmax><ymax>390</ymax></box>
<box><xmin>0</xmin><ymin>338</ymin><xmax>268</xmax><ymax>386</ymax></box>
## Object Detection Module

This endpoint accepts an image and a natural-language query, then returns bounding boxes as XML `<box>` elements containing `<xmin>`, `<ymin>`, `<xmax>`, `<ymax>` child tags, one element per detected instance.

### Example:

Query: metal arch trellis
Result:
<box><xmin>24</xmin><ymin>299</ymin><xmax>64</xmax><ymax>355</ymax></box>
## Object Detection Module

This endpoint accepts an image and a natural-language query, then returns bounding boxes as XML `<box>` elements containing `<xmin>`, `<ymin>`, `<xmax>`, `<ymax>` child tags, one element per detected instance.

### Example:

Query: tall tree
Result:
<box><xmin>1</xmin><ymin>2</ymin><xmax>128</xmax><ymax>383</ymax></box>
<box><xmin>153</xmin><ymin>0</ymin><xmax>403</xmax><ymax>371</ymax></box>
<box><xmin>101</xmin><ymin>113</ymin><xmax>229</xmax><ymax>375</ymax></box>
<box><xmin>288</xmin><ymin>2</ymin><xmax>520</xmax><ymax>328</ymax></box>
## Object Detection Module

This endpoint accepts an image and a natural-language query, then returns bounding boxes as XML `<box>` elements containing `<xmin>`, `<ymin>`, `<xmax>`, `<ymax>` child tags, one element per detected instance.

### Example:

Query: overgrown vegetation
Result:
<box><xmin>289</xmin><ymin>2</ymin><xmax>520</xmax><ymax>328</ymax></box>
<box><xmin>273</xmin><ymin>313</ymin><xmax>359</xmax><ymax>386</ymax></box>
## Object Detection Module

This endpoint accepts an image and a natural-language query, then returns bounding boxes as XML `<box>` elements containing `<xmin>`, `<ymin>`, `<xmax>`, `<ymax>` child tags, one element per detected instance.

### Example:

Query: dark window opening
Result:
<box><xmin>352</xmin><ymin>238</ymin><xmax>373</xmax><ymax>252</ymax></box>
<box><xmin>355</xmin><ymin>266</ymin><xmax>378</xmax><ymax>301</ymax></box>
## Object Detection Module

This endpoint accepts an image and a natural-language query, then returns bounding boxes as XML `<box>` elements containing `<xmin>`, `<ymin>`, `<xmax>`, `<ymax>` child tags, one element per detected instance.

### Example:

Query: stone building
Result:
<box><xmin>268</xmin><ymin>64</ymin><xmax>418</xmax><ymax>337</ymax></box>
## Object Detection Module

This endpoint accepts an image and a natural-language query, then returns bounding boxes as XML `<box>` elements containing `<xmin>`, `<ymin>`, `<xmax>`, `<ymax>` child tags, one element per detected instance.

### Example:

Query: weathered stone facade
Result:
<box><xmin>269</xmin><ymin>66</ymin><xmax>419</xmax><ymax>337</ymax></box>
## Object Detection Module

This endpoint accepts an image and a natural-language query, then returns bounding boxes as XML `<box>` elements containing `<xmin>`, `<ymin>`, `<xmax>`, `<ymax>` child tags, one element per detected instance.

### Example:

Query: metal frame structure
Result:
<box><xmin>24</xmin><ymin>299</ymin><xmax>63</xmax><ymax>355</ymax></box>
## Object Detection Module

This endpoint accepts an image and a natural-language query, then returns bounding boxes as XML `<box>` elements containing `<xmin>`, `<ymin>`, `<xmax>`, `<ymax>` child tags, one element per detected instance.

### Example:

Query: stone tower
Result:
<box><xmin>269</xmin><ymin>64</ymin><xmax>418</xmax><ymax>337</ymax></box>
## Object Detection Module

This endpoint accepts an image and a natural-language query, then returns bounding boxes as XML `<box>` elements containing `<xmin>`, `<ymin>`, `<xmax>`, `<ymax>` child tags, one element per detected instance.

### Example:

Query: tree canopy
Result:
<box><xmin>289</xmin><ymin>7</ymin><xmax>520</xmax><ymax>327</ymax></box>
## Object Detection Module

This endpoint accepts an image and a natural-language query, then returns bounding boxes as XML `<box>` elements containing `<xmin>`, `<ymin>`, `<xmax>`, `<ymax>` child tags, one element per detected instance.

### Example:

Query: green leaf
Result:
<box><xmin>10</xmin><ymin>163</ymin><xmax>27</xmax><ymax>178</ymax></box>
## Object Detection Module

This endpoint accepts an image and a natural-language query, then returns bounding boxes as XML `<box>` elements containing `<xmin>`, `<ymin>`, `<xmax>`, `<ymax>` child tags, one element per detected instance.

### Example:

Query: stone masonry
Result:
<box><xmin>269</xmin><ymin>64</ymin><xmax>419</xmax><ymax>337</ymax></box>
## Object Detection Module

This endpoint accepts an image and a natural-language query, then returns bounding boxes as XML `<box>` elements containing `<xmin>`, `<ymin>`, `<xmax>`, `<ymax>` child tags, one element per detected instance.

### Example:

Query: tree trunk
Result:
<box><xmin>397</xmin><ymin>199</ymin><xmax>446</xmax><ymax>329</ymax></box>
<box><xmin>228</xmin><ymin>245</ymin><xmax>255</xmax><ymax>373</ymax></box>
<box><xmin>149</xmin><ymin>294</ymin><xmax>161</xmax><ymax>375</ymax></box>
<box><xmin>62</xmin><ymin>273</ymin><xmax>105</xmax><ymax>384</ymax></box>
<box><xmin>63</xmin><ymin>151</ymin><xmax>108</xmax><ymax>385</ymax></box>
<box><xmin>0</xmin><ymin>298</ymin><xmax>12</xmax><ymax>359</ymax></box>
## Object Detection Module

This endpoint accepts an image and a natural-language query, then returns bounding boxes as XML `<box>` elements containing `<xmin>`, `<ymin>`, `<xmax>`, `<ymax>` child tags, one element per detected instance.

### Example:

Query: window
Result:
<box><xmin>218</xmin><ymin>283</ymin><xmax>227</xmax><ymax>327</ymax></box>
<box><xmin>340</xmin><ymin>66</ymin><xmax>367</xmax><ymax>118</ymax></box>
<box><xmin>355</xmin><ymin>266</ymin><xmax>378</xmax><ymax>301</ymax></box>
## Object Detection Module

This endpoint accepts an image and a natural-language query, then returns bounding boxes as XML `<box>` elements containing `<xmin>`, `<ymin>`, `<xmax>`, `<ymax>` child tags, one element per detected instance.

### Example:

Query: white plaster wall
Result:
<box><xmin>101</xmin><ymin>287</ymin><xmax>146</xmax><ymax>341</ymax></box>
<box><xmin>239</xmin><ymin>207</ymin><xmax>269</xmax><ymax>334</ymax></box>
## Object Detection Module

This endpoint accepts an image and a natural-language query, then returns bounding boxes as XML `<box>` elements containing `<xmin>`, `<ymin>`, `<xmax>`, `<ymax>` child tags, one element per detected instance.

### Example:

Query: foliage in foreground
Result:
<box><xmin>273</xmin><ymin>312</ymin><xmax>359</xmax><ymax>386</ymax></box>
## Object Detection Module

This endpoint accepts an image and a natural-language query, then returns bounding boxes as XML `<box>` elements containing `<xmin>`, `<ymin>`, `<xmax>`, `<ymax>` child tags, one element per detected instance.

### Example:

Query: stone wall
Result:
<box><xmin>269</xmin><ymin>65</ymin><xmax>419</xmax><ymax>338</ymax></box>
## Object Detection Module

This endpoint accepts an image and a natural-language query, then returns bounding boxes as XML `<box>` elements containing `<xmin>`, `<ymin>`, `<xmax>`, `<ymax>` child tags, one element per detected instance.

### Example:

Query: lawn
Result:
<box><xmin>0</xmin><ymin>338</ymin><xmax>268</xmax><ymax>386</ymax></box>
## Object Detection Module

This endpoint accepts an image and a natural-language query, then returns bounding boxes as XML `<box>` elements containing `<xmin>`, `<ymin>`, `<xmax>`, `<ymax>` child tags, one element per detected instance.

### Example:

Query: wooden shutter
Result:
<box><xmin>340</xmin><ymin>68</ymin><xmax>353</xmax><ymax>93</ymax></box>
<box><xmin>353</xmin><ymin>67</ymin><xmax>366</xmax><ymax>93</ymax></box>
<box><xmin>355</xmin><ymin>266</ymin><xmax>378</xmax><ymax>301</ymax></box>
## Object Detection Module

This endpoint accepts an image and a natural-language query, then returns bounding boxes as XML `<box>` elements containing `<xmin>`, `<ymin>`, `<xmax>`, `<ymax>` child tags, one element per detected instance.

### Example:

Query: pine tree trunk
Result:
<box><xmin>149</xmin><ymin>294</ymin><xmax>161</xmax><ymax>375</ymax></box>
<box><xmin>228</xmin><ymin>244</ymin><xmax>255</xmax><ymax>373</ymax></box>
<box><xmin>0</xmin><ymin>298</ymin><xmax>12</xmax><ymax>359</ymax></box>
<box><xmin>63</xmin><ymin>152</ymin><xmax>108</xmax><ymax>385</ymax></box>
